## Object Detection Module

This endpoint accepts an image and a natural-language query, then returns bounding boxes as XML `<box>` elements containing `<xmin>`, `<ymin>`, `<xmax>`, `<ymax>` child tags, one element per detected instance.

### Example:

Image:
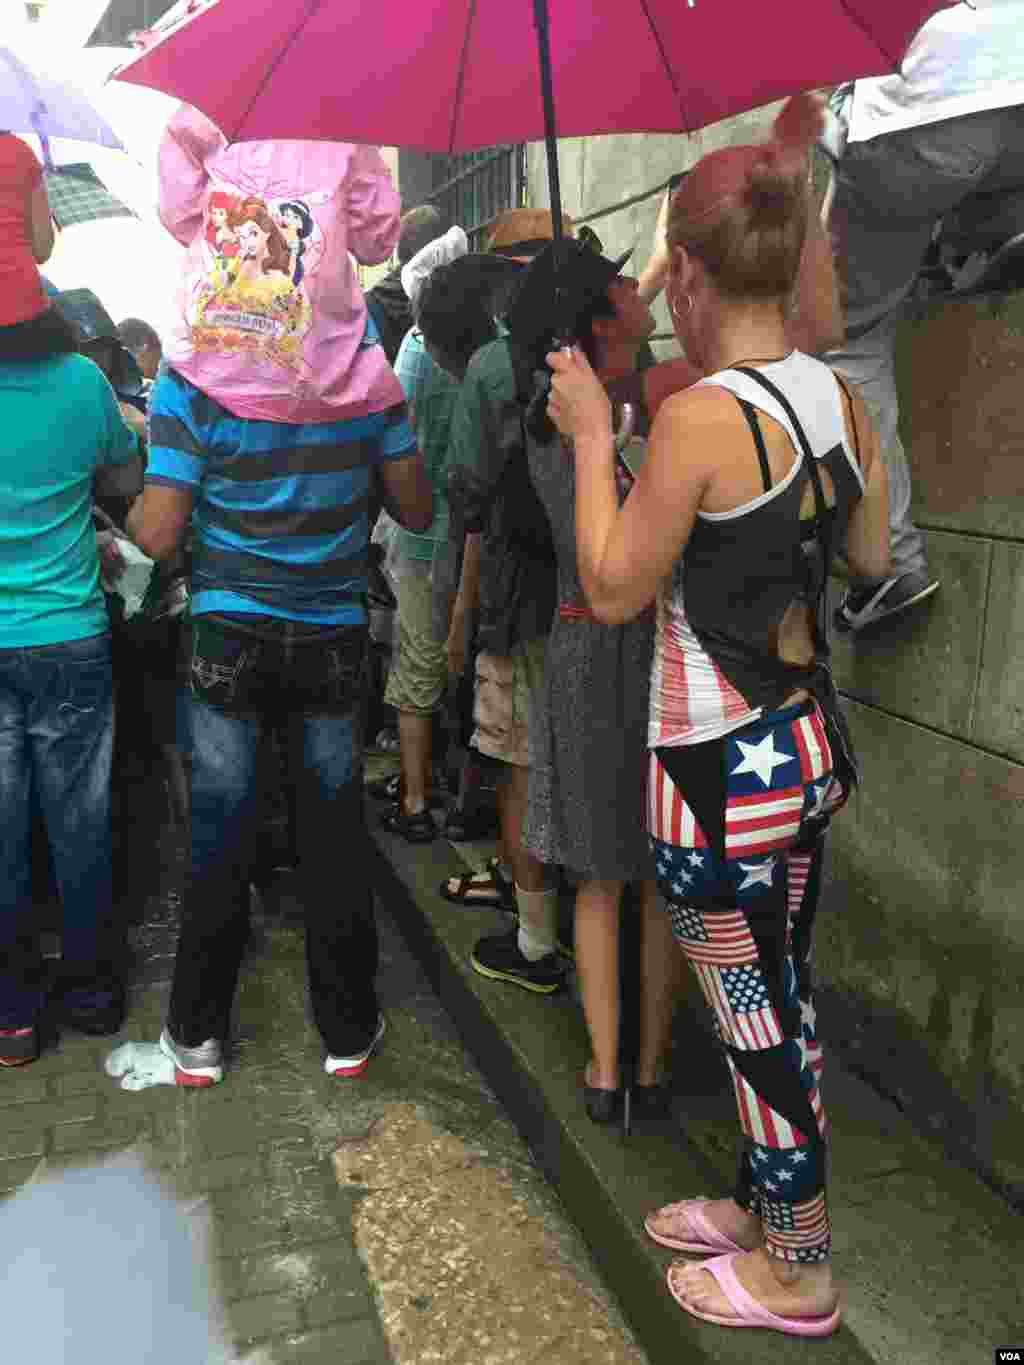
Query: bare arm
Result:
<box><xmin>452</xmin><ymin>531</ymin><xmax>481</xmax><ymax>618</ymax></box>
<box><xmin>636</xmin><ymin>190</ymin><xmax>671</xmax><ymax>306</ymax></box>
<box><xmin>573</xmin><ymin>390</ymin><xmax>715</xmax><ymax>623</ymax></box>
<box><xmin>546</xmin><ymin>346</ymin><xmax>715</xmax><ymax>624</ymax></box>
<box><xmin>29</xmin><ymin>181</ymin><xmax>54</xmax><ymax>264</ymax></box>
<box><xmin>446</xmin><ymin>531</ymin><xmax>481</xmax><ymax>676</ymax></box>
<box><xmin>787</xmin><ymin>210</ymin><xmax>844</xmax><ymax>355</ymax></box>
<box><xmin>842</xmin><ymin>389</ymin><xmax>890</xmax><ymax>583</ymax></box>
<box><xmin>126</xmin><ymin>485</ymin><xmax>194</xmax><ymax>563</ymax></box>
<box><xmin>378</xmin><ymin>451</ymin><xmax>433</xmax><ymax>532</ymax></box>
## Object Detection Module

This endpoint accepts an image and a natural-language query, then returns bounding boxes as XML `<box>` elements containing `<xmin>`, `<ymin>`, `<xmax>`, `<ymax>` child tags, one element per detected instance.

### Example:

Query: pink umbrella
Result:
<box><xmin>113</xmin><ymin>0</ymin><xmax>951</xmax><ymax>342</ymax></box>
<box><xmin>113</xmin><ymin>0</ymin><xmax>948</xmax><ymax>155</ymax></box>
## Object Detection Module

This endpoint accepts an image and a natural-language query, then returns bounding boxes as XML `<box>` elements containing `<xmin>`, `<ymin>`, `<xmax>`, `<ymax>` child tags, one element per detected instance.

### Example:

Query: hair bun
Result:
<box><xmin>772</xmin><ymin>92</ymin><xmax>824</xmax><ymax>157</ymax></box>
<box><xmin>744</xmin><ymin>171</ymin><xmax>793</xmax><ymax>228</ymax></box>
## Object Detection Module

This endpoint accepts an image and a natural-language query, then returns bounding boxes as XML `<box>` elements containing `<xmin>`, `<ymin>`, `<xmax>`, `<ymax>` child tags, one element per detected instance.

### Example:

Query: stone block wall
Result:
<box><xmin>825</xmin><ymin>293</ymin><xmax>1024</xmax><ymax>1203</ymax></box>
<box><xmin>525</xmin><ymin>128</ymin><xmax>1024</xmax><ymax>1202</ymax></box>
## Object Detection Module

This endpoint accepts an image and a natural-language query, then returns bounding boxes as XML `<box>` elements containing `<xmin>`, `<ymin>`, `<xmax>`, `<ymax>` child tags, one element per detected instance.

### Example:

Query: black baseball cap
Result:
<box><xmin>505</xmin><ymin>235</ymin><xmax>633</xmax><ymax>362</ymax></box>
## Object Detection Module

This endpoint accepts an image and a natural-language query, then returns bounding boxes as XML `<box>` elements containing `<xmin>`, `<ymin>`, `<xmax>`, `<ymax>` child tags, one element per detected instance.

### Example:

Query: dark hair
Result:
<box><xmin>0</xmin><ymin>307</ymin><xmax>78</xmax><ymax>363</ymax></box>
<box><xmin>117</xmin><ymin>317</ymin><xmax>161</xmax><ymax>353</ymax></box>
<box><xmin>414</xmin><ymin>260</ymin><xmax>498</xmax><ymax>374</ymax></box>
<box><xmin>278</xmin><ymin>200</ymin><xmax>314</xmax><ymax>284</ymax></box>
<box><xmin>574</xmin><ymin>290</ymin><xmax>617</xmax><ymax>371</ymax></box>
<box><xmin>397</xmin><ymin>205</ymin><xmax>446</xmax><ymax>265</ymax></box>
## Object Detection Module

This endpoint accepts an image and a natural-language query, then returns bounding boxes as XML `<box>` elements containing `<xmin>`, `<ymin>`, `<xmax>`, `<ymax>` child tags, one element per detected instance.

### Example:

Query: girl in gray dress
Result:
<box><xmin>515</xmin><ymin>249</ymin><xmax>695</xmax><ymax>1121</ymax></box>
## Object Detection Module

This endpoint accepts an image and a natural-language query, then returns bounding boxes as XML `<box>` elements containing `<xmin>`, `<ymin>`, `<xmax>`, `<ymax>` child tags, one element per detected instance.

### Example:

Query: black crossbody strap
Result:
<box><xmin>732</xmin><ymin>367</ymin><xmax>833</xmax><ymax>653</ymax></box>
<box><xmin>734</xmin><ymin>396</ymin><xmax>773</xmax><ymax>493</ymax></box>
<box><xmin>732</xmin><ymin>368</ymin><xmax>861</xmax><ymax>790</ymax></box>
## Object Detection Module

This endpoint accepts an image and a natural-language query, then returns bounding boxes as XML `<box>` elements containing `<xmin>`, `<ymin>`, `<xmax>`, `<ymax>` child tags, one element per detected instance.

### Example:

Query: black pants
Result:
<box><xmin>167</xmin><ymin>614</ymin><xmax>378</xmax><ymax>1054</ymax></box>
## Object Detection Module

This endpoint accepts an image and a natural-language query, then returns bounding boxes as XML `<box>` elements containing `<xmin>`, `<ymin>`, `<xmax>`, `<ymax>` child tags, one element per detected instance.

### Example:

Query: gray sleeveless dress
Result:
<box><xmin>523</xmin><ymin>434</ymin><xmax>655</xmax><ymax>881</ymax></box>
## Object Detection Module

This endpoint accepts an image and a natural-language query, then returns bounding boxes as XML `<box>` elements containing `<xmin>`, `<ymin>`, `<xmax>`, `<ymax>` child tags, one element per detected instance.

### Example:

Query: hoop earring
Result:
<box><xmin>670</xmin><ymin>292</ymin><xmax>693</xmax><ymax>321</ymax></box>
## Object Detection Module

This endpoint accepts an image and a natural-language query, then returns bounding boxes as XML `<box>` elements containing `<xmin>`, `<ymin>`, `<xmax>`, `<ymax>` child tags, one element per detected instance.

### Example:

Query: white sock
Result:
<box><xmin>105</xmin><ymin>1041</ymin><xmax>177</xmax><ymax>1091</ymax></box>
<box><xmin>515</xmin><ymin>885</ymin><xmax>558</xmax><ymax>961</ymax></box>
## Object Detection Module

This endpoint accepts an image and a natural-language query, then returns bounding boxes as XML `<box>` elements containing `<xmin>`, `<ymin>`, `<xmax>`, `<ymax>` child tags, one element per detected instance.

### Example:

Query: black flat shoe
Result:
<box><xmin>630</xmin><ymin>1083</ymin><xmax>671</xmax><ymax>1121</ymax></box>
<box><xmin>583</xmin><ymin>1084</ymin><xmax>623</xmax><ymax>1124</ymax></box>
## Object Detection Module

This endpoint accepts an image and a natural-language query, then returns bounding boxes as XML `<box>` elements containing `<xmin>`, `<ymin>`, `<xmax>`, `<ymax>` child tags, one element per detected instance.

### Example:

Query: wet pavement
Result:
<box><xmin>2</xmin><ymin>758</ymin><xmax>648</xmax><ymax>1365</ymax></box>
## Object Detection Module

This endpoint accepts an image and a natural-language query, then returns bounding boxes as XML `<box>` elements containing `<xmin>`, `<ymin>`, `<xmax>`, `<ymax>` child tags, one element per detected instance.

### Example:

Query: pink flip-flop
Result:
<box><xmin>666</xmin><ymin>1253</ymin><xmax>842</xmax><ymax>1338</ymax></box>
<box><xmin>644</xmin><ymin>1199</ymin><xmax>746</xmax><ymax>1256</ymax></box>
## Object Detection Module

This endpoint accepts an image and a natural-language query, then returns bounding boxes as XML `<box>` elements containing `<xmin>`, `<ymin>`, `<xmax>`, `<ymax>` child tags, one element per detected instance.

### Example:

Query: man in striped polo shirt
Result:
<box><xmin>109</xmin><ymin>111</ymin><xmax>431</xmax><ymax>1091</ymax></box>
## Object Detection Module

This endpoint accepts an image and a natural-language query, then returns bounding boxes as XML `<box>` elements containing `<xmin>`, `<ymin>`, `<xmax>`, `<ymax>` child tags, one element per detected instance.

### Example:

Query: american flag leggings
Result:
<box><xmin>647</xmin><ymin>701</ymin><xmax>848</xmax><ymax>1263</ymax></box>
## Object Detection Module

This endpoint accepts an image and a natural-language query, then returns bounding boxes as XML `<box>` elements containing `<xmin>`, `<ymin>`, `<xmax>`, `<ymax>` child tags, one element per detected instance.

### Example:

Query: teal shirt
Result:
<box><xmin>393</xmin><ymin>328</ymin><xmax>456</xmax><ymax>561</ymax></box>
<box><xmin>0</xmin><ymin>354</ymin><xmax>140</xmax><ymax>647</ymax></box>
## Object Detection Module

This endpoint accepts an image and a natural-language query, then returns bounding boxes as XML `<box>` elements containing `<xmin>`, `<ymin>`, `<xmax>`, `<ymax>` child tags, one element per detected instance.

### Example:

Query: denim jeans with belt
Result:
<box><xmin>0</xmin><ymin>633</ymin><xmax>116</xmax><ymax>1027</ymax></box>
<box><xmin>169</xmin><ymin>613</ymin><xmax>378</xmax><ymax>1054</ymax></box>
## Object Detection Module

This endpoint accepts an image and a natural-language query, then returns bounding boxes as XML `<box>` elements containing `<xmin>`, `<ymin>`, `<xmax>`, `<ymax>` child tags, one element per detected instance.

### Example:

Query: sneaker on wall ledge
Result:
<box><xmin>834</xmin><ymin>569</ymin><xmax>940</xmax><ymax>634</ymax></box>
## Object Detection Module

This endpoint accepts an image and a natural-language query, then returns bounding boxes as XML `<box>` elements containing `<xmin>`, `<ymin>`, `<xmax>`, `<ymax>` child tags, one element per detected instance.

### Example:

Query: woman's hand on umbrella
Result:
<box><xmin>546</xmin><ymin>346</ymin><xmax>612</xmax><ymax>446</ymax></box>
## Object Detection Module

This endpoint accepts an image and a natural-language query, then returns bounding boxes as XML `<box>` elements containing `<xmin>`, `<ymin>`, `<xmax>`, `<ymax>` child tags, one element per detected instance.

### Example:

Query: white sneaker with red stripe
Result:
<box><xmin>158</xmin><ymin>1028</ymin><xmax>223</xmax><ymax>1086</ymax></box>
<box><xmin>324</xmin><ymin>1015</ymin><xmax>386</xmax><ymax>1078</ymax></box>
<box><xmin>0</xmin><ymin>1026</ymin><xmax>38</xmax><ymax>1067</ymax></box>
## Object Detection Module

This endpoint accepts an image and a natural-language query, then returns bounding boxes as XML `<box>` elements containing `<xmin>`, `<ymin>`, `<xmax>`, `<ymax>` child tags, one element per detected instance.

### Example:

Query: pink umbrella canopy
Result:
<box><xmin>113</xmin><ymin>0</ymin><xmax>952</xmax><ymax>153</ymax></box>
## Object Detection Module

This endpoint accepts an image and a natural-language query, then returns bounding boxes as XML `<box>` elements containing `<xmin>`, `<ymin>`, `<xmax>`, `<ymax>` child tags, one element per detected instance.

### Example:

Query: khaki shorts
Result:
<box><xmin>383</xmin><ymin>557</ymin><xmax>447</xmax><ymax>715</ymax></box>
<box><xmin>471</xmin><ymin>637</ymin><xmax>547</xmax><ymax>769</ymax></box>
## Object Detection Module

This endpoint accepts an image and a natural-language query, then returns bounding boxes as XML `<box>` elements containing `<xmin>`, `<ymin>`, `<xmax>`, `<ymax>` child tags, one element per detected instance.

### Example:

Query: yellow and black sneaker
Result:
<box><xmin>470</xmin><ymin>929</ymin><xmax>566</xmax><ymax>995</ymax></box>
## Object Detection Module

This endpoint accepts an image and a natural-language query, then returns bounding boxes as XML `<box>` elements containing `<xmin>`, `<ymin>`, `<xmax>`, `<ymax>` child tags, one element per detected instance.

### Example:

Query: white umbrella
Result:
<box><xmin>0</xmin><ymin>44</ymin><xmax>123</xmax><ymax>156</ymax></box>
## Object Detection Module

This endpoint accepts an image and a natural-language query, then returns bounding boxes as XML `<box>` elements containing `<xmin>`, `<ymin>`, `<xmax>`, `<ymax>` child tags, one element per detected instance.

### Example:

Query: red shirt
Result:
<box><xmin>0</xmin><ymin>134</ymin><xmax>47</xmax><ymax>326</ymax></box>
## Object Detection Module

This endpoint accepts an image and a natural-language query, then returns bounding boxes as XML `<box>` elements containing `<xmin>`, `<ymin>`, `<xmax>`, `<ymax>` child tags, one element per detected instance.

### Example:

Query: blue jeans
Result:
<box><xmin>168</xmin><ymin>615</ymin><xmax>378</xmax><ymax>1053</ymax></box>
<box><xmin>0</xmin><ymin>633</ymin><xmax>115</xmax><ymax>1026</ymax></box>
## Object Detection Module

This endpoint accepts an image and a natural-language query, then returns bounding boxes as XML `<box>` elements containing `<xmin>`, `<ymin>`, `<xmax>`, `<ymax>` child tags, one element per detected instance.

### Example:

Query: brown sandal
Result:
<box><xmin>438</xmin><ymin>857</ymin><xmax>515</xmax><ymax>911</ymax></box>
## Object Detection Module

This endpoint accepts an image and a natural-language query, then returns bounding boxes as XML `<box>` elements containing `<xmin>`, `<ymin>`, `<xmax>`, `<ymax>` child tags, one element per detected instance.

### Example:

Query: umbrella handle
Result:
<box><xmin>30</xmin><ymin>112</ymin><xmax>55</xmax><ymax>171</ymax></box>
<box><xmin>524</xmin><ymin>326</ymin><xmax>573</xmax><ymax>443</ymax></box>
<box><xmin>525</xmin><ymin>368</ymin><xmax>556</xmax><ymax>443</ymax></box>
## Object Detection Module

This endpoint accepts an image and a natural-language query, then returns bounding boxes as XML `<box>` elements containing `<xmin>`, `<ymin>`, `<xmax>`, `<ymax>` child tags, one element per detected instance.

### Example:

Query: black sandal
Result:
<box><xmin>368</xmin><ymin>773</ymin><xmax>446</xmax><ymax>809</ymax></box>
<box><xmin>379</xmin><ymin>805</ymin><xmax>437</xmax><ymax>843</ymax></box>
<box><xmin>367</xmin><ymin>773</ymin><xmax>402</xmax><ymax>802</ymax></box>
<box><xmin>438</xmin><ymin>857</ymin><xmax>515</xmax><ymax>910</ymax></box>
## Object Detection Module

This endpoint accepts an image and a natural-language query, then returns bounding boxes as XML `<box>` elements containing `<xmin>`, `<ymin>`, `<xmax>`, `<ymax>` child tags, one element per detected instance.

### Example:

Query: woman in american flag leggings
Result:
<box><xmin>544</xmin><ymin>91</ymin><xmax>891</xmax><ymax>1336</ymax></box>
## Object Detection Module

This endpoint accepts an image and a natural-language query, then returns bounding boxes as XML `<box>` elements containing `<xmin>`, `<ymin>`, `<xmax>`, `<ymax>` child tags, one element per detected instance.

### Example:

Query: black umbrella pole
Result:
<box><xmin>531</xmin><ymin>0</ymin><xmax>564</xmax><ymax>244</ymax></box>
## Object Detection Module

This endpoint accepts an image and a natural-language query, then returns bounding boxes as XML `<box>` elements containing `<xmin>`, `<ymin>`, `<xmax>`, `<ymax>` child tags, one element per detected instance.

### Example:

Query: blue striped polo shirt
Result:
<box><xmin>145</xmin><ymin>367</ymin><xmax>416</xmax><ymax>624</ymax></box>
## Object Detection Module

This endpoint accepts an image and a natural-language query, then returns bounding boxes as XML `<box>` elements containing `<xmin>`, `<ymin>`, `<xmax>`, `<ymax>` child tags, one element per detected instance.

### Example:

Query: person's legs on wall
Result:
<box><xmin>827</xmin><ymin>317</ymin><xmax>938</xmax><ymax>625</ymax></box>
<box><xmin>827</xmin><ymin>113</ymin><xmax>1009</xmax><ymax>630</ymax></box>
<box><xmin>922</xmin><ymin>106</ymin><xmax>1024</xmax><ymax>285</ymax></box>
